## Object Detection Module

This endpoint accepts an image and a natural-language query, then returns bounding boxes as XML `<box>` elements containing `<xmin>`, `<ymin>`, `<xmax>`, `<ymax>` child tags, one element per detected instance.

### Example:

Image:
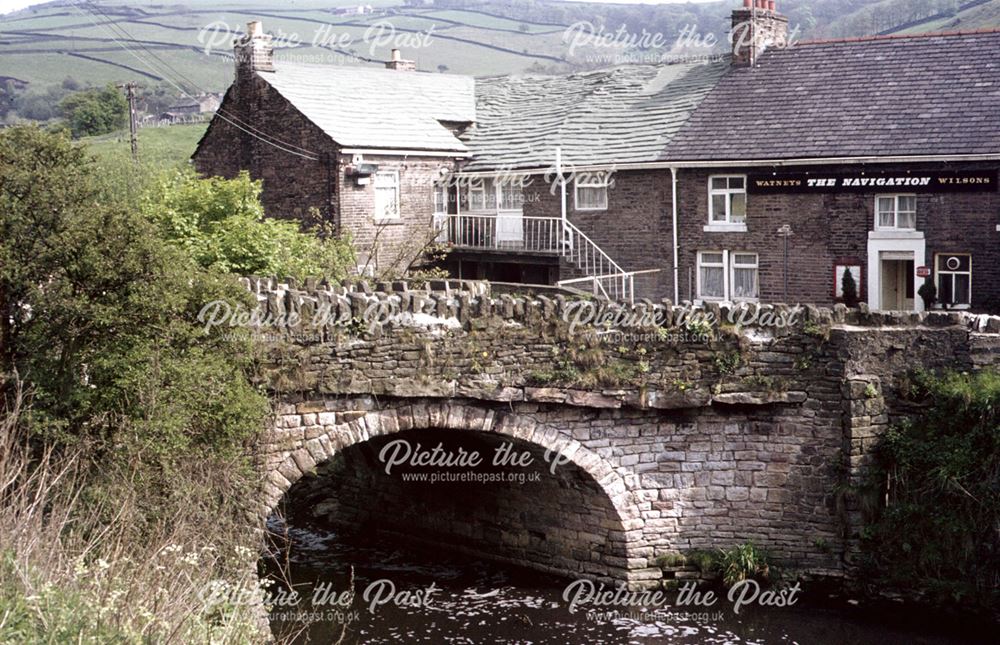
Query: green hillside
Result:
<box><xmin>3</xmin><ymin>0</ymin><xmax>997</xmax><ymax>129</ymax></box>
<box><xmin>893</xmin><ymin>0</ymin><xmax>1000</xmax><ymax>34</ymax></box>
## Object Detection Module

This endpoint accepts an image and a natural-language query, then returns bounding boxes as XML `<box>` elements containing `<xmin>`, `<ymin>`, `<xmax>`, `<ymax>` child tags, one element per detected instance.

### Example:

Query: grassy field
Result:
<box><xmin>83</xmin><ymin>122</ymin><xmax>208</xmax><ymax>169</ymax></box>
<box><xmin>0</xmin><ymin>1</ymin><xmax>578</xmax><ymax>95</ymax></box>
<box><xmin>4</xmin><ymin>0</ymin><xmax>997</xmax><ymax>101</ymax></box>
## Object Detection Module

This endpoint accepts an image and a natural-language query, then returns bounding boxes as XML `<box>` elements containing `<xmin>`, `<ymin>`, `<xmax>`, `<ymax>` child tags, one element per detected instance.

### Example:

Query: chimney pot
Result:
<box><xmin>768</xmin><ymin>0</ymin><xmax>776</xmax><ymax>11</ymax></box>
<box><xmin>743</xmin><ymin>0</ymin><xmax>752</xmax><ymax>7</ymax></box>
<box><xmin>385</xmin><ymin>48</ymin><xmax>415</xmax><ymax>71</ymax></box>
<box><xmin>247</xmin><ymin>21</ymin><xmax>262</xmax><ymax>37</ymax></box>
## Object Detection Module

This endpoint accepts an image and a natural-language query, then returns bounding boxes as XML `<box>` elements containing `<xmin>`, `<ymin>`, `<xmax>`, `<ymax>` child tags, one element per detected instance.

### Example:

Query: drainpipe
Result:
<box><xmin>671</xmin><ymin>166</ymin><xmax>680</xmax><ymax>304</ymax></box>
<box><xmin>557</xmin><ymin>147</ymin><xmax>567</xmax><ymax>242</ymax></box>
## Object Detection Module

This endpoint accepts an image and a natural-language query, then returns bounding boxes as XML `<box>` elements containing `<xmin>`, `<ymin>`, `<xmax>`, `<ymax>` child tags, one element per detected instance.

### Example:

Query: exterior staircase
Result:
<box><xmin>443</xmin><ymin>214</ymin><xmax>652</xmax><ymax>304</ymax></box>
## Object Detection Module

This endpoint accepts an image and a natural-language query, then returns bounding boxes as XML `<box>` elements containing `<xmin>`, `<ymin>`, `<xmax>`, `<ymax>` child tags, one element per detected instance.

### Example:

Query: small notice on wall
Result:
<box><xmin>835</xmin><ymin>265</ymin><xmax>862</xmax><ymax>298</ymax></box>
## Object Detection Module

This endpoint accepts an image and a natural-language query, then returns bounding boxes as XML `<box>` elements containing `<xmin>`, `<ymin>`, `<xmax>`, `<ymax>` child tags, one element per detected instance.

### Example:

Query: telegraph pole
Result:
<box><xmin>118</xmin><ymin>82</ymin><xmax>140</xmax><ymax>163</ymax></box>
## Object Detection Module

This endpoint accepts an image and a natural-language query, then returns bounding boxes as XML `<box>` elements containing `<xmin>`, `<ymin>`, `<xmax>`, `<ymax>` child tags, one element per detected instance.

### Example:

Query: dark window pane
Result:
<box><xmin>954</xmin><ymin>274</ymin><xmax>971</xmax><ymax>305</ymax></box>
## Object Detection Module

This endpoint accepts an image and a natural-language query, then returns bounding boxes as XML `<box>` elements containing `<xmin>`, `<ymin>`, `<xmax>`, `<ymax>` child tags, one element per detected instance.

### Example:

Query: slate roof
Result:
<box><xmin>259</xmin><ymin>62</ymin><xmax>475</xmax><ymax>153</ymax></box>
<box><xmin>460</xmin><ymin>60</ymin><xmax>729</xmax><ymax>171</ymax></box>
<box><xmin>666</xmin><ymin>31</ymin><xmax>1000</xmax><ymax>161</ymax></box>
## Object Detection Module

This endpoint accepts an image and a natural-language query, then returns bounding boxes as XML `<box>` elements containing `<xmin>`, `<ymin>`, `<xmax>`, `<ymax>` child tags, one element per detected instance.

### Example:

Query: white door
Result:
<box><xmin>879</xmin><ymin>254</ymin><xmax>915</xmax><ymax>310</ymax></box>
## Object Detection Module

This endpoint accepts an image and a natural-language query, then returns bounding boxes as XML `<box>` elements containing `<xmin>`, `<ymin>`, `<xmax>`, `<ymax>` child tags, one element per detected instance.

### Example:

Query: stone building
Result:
<box><xmin>193</xmin><ymin>22</ymin><xmax>474</xmax><ymax>274</ymax></box>
<box><xmin>193</xmin><ymin>2</ymin><xmax>1000</xmax><ymax>311</ymax></box>
<box><xmin>665</xmin><ymin>5</ymin><xmax>1000</xmax><ymax>313</ymax></box>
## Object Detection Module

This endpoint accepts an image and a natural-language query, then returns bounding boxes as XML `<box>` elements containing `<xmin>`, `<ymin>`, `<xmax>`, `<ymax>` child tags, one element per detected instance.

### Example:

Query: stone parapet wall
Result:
<box><xmin>240</xmin><ymin>276</ymin><xmax>1000</xmax><ymax>340</ymax></box>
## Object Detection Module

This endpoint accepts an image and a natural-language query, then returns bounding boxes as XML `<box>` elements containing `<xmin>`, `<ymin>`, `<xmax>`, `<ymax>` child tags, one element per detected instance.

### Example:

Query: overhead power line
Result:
<box><xmin>68</xmin><ymin>0</ymin><xmax>322</xmax><ymax>161</ymax></box>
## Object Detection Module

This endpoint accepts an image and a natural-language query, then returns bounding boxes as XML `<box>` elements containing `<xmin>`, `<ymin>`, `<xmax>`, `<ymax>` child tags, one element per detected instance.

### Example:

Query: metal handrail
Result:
<box><xmin>445</xmin><ymin>214</ymin><xmax>645</xmax><ymax>303</ymax></box>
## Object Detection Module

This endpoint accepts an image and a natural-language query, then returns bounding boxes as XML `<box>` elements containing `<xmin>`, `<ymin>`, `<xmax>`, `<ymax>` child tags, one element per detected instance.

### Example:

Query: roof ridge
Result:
<box><xmin>796</xmin><ymin>26</ymin><xmax>1000</xmax><ymax>47</ymax></box>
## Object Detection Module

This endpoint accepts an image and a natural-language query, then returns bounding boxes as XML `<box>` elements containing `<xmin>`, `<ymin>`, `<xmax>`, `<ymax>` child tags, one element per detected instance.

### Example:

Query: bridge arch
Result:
<box><xmin>261</xmin><ymin>400</ymin><xmax>643</xmax><ymax>582</ymax></box>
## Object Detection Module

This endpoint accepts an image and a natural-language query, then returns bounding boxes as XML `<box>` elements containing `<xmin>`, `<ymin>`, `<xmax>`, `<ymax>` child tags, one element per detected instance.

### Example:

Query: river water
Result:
<box><xmin>262</xmin><ymin>520</ymin><xmax>993</xmax><ymax>645</ymax></box>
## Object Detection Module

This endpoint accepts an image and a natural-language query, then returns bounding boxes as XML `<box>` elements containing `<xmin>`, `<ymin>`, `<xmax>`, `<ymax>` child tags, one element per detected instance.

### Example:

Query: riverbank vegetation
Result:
<box><xmin>863</xmin><ymin>369</ymin><xmax>1000</xmax><ymax>614</ymax></box>
<box><xmin>0</xmin><ymin>125</ymin><xmax>355</xmax><ymax>641</ymax></box>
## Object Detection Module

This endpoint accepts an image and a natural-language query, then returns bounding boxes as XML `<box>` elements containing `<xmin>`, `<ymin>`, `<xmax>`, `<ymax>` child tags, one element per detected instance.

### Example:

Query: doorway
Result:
<box><xmin>879</xmin><ymin>254</ymin><xmax>915</xmax><ymax>310</ymax></box>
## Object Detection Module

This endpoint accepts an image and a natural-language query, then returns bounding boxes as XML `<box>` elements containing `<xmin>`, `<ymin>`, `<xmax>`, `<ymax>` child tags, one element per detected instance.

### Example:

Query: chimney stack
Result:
<box><xmin>731</xmin><ymin>0</ymin><xmax>788</xmax><ymax>66</ymax></box>
<box><xmin>234</xmin><ymin>20</ymin><xmax>274</xmax><ymax>77</ymax></box>
<box><xmin>385</xmin><ymin>48</ymin><xmax>417</xmax><ymax>71</ymax></box>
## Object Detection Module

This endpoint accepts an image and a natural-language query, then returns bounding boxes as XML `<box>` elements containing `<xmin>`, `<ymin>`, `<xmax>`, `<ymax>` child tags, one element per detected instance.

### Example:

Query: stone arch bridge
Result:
<box><xmin>246</xmin><ymin>278</ymin><xmax>1000</xmax><ymax>587</ymax></box>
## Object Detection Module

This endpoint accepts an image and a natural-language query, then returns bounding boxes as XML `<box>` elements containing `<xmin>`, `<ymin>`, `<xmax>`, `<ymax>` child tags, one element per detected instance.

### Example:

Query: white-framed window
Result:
<box><xmin>875</xmin><ymin>194</ymin><xmax>917</xmax><ymax>230</ymax></box>
<box><xmin>432</xmin><ymin>181</ymin><xmax>448</xmax><ymax>242</ymax></box>
<box><xmin>464</xmin><ymin>179</ymin><xmax>488</xmax><ymax>211</ymax></box>
<box><xmin>697</xmin><ymin>250</ymin><xmax>759</xmax><ymax>302</ymax></box>
<box><xmin>374</xmin><ymin>170</ymin><xmax>400</xmax><ymax>219</ymax></box>
<box><xmin>708</xmin><ymin>175</ymin><xmax>747</xmax><ymax>225</ymax></box>
<box><xmin>432</xmin><ymin>182</ymin><xmax>448</xmax><ymax>215</ymax></box>
<box><xmin>936</xmin><ymin>253</ymin><xmax>971</xmax><ymax>307</ymax></box>
<box><xmin>498</xmin><ymin>179</ymin><xmax>523</xmax><ymax>211</ymax></box>
<box><xmin>574</xmin><ymin>172</ymin><xmax>609</xmax><ymax>211</ymax></box>
<box><xmin>731</xmin><ymin>253</ymin><xmax>759</xmax><ymax>300</ymax></box>
<box><xmin>697</xmin><ymin>251</ymin><xmax>726</xmax><ymax>300</ymax></box>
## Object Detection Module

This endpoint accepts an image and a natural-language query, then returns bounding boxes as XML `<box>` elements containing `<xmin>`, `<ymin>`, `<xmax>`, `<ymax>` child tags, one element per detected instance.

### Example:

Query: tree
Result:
<box><xmin>0</xmin><ymin>125</ymin><xmax>266</xmax><ymax>459</ymax></box>
<box><xmin>841</xmin><ymin>267</ymin><xmax>859</xmax><ymax>307</ymax></box>
<box><xmin>58</xmin><ymin>83</ymin><xmax>127</xmax><ymax>138</ymax></box>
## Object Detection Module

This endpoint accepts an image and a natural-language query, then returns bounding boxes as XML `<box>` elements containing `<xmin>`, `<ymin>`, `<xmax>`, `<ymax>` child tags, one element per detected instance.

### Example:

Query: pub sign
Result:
<box><xmin>747</xmin><ymin>170</ymin><xmax>998</xmax><ymax>194</ymax></box>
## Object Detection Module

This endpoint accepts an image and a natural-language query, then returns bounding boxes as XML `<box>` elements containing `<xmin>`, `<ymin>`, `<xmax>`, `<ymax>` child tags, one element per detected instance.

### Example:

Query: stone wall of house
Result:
<box><xmin>520</xmin><ymin>170</ymin><xmax>675</xmax><ymax>300</ymax></box>
<box><xmin>500</xmin><ymin>162</ymin><xmax>999</xmax><ymax>310</ymax></box>
<box><xmin>336</xmin><ymin>154</ymin><xmax>455</xmax><ymax>274</ymax></box>
<box><xmin>675</xmin><ymin>162</ymin><xmax>1000</xmax><ymax>310</ymax></box>
<box><xmin>192</xmin><ymin>76</ymin><xmax>338</xmax><ymax>224</ymax></box>
<box><xmin>248</xmin><ymin>277</ymin><xmax>1000</xmax><ymax>587</ymax></box>
<box><xmin>192</xmin><ymin>75</ymin><xmax>461</xmax><ymax>271</ymax></box>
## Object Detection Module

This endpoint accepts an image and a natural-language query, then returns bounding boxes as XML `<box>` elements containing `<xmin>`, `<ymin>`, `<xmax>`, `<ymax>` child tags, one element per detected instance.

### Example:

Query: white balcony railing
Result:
<box><xmin>443</xmin><ymin>213</ymin><xmax>644</xmax><ymax>303</ymax></box>
<box><xmin>443</xmin><ymin>214</ymin><xmax>563</xmax><ymax>253</ymax></box>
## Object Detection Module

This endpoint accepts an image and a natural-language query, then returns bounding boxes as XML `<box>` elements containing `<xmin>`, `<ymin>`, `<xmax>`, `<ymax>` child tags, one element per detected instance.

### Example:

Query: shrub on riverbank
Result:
<box><xmin>0</xmin><ymin>125</ymin><xmax>353</xmax><ymax>642</ymax></box>
<box><xmin>863</xmin><ymin>369</ymin><xmax>1000</xmax><ymax>611</ymax></box>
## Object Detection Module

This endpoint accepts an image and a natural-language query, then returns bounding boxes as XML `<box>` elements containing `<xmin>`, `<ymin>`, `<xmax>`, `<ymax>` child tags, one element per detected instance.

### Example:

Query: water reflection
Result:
<box><xmin>262</xmin><ymin>519</ymin><xmax>991</xmax><ymax>644</ymax></box>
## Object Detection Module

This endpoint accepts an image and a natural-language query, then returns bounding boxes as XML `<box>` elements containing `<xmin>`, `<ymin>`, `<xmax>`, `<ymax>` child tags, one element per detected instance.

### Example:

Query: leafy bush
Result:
<box><xmin>655</xmin><ymin>552</ymin><xmax>687</xmax><ymax>568</ymax></box>
<box><xmin>717</xmin><ymin>542</ymin><xmax>771</xmax><ymax>587</ymax></box>
<box><xmin>863</xmin><ymin>370</ymin><xmax>1000</xmax><ymax>609</ymax></box>
<box><xmin>145</xmin><ymin>168</ymin><xmax>355</xmax><ymax>281</ymax></box>
<box><xmin>0</xmin><ymin>124</ymin><xmax>274</xmax><ymax>641</ymax></box>
<box><xmin>0</xmin><ymin>389</ymin><xmax>265</xmax><ymax>643</ymax></box>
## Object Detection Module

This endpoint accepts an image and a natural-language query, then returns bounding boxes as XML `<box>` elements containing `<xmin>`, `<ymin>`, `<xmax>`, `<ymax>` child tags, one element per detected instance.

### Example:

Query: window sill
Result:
<box><xmin>697</xmin><ymin>298</ymin><xmax>760</xmax><ymax>305</ymax></box>
<box><xmin>933</xmin><ymin>304</ymin><xmax>971</xmax><ymax>311</ymax></box>
<box><xmin>575</xmin><ymin>207</ymin><xmax>608</xmax><ymax>212</ymax></box>
<box><xmin>703</xmin><ymin>224</ymin><xmax>748</xmax><ymax>233</ymax></box>
<box><xmin>869</xmin><ymin>229</ymin><xmax>923</xmax><ymax>240</ymax></box>
<box><xmin>375</xmin><ymin>218</ymin><xmax>404</xmax><ymax>226</ymax></box>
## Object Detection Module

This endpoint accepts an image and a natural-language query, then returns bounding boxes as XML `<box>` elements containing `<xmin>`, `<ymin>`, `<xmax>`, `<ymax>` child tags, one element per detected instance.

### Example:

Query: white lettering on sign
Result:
<box><xmin>840</xmin><ymin>177</ymin><xmax>932</xmax><ymax>187</ymax></box>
